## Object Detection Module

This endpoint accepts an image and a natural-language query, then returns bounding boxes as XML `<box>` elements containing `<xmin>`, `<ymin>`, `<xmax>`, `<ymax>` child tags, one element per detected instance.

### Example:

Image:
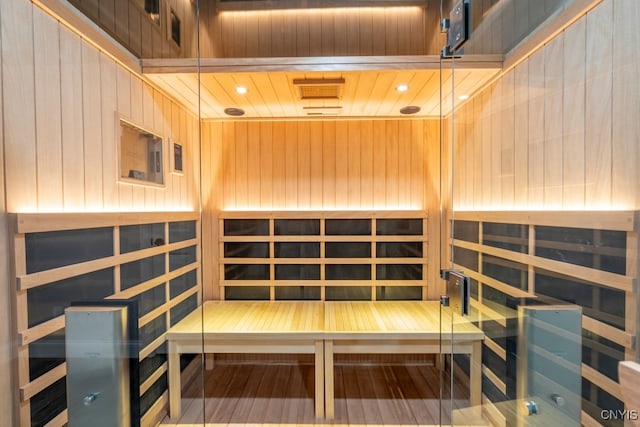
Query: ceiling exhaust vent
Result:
<box><xmin>303</xmin><ymin>106</ymin><xmax>343</xmax><ymax>116</ymax></box>
<box><xmin>293</xmin><ymin>78</ymin><xmax>345</xmax><ymax>100</ymax></box>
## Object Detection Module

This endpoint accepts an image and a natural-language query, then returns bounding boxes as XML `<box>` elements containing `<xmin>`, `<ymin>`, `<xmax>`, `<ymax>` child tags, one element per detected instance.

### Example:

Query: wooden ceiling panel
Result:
<box><xmin>146</xmin><ymin>66</ymin><xmax>501</xmax><ymax>119</ymax></box>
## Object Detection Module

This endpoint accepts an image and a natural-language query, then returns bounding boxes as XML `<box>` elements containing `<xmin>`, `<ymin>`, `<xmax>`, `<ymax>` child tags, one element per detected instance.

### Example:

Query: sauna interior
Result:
<box><xmin>1</xmin><ymin>0</ymin><xmax>639</xmax><ymax>426</ymax></box>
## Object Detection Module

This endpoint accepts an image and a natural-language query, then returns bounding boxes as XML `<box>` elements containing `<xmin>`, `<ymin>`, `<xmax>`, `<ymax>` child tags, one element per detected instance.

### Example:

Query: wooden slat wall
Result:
<box><xmin>451</xmin><ymin>0</ymin><xmax>640</xmax><ymax>211</ymax></box>
<box><xmin>0</xmin><ymin>2</ymin><xmax>201</xmax><ymax>423</ymax></box>
<box><xmin>201</xmin><ymin>6</ymin><xmax>428</xmax><ymax>58</ymax></box>
<box><xmin>67</xmin><ymin>0</ymin><xmax>196</xmax><ymax>59</ymax></box>
<box><xmin>201</xmin><ymin>119</ymin><xmax>444</xmax><ymax>300</ymax></box>
<box><xmin>1</xmin><ymin>0</ymin><xmax>200</xmax><ymax>214</ymax></box>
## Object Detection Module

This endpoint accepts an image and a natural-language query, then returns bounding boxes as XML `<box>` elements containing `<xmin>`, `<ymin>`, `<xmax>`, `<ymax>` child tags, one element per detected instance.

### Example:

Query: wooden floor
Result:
<box><xmin>159</xmin><ymin>361</ymin><xmax>486</xmax><ymax>426</ymax></box>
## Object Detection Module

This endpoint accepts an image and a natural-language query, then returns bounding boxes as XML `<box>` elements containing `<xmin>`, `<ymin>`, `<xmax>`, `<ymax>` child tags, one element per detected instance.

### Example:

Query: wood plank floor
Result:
<box><xmin>159</xmin><ymin>361</ymin><xmax>486</xmax><ymax>426</ymax></box>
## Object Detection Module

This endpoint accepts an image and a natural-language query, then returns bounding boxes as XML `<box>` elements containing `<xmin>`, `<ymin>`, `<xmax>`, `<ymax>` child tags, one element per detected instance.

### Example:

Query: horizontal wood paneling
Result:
<box><xmin>451</xmin><ymin>0</ymin><xmax>640</xmax><ymax>211</ymax></box>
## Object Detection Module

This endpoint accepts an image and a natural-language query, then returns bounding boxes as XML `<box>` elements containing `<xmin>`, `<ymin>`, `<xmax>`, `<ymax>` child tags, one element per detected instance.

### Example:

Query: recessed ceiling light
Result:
<box><xmin>396</xmin><ymin>84</ymin><xmax>409</xmax><ymax>92</ymax></box>
<box><xmin>224</xmin><ymin>107</ymin><xmax>245</xmax><ymax>116</ymax></box>
<box><xmin>458</xmin><ymin>94</ymin><xmax>469</xmax><ymax>100</ymax></box>
<box><xmin>236</xmin><ymin>86</ymin><xmax>248</xmax><ymax>95</ymax></box>
<box><xmin>400</xmin><ymin>106</ymin><xmax>420</xmax><ymax>115</ymax></box>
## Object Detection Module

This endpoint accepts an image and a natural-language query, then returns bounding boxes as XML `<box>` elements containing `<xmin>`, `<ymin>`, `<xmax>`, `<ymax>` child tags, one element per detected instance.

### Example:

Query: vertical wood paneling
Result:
<box><xmin>335</xmin><ymin>122</ymin><xmax>349</xmax><ymax>208</ymax></box>
<box><xmin>500</xmin><ymin>70</ymin><xmax>515</xmax><ymax>208</ymax></box>
<box><xmin>297</xmin><ymin>122</ymin><xmax>311</xmax><ymax>209</ymax></box>
<box><xmin>259</xmin><ymin>122</ymin><xmax>273</xmax><ymax>209</ymax></box>
<box><xmin>2</xmin><ymin>0</ymin><xmax>37</xmax><ymax>212</ymax></box>
<box><xmin>513</xmin><ymin>61</ymin><xmax>529</xmax><ymax>208</ymax></box>
<box><xmin>480</xmin><ymin>90</ymin><xmax>492</xmax><ymax>208</ymax></box>
<box><xmin>272</xmin><ymin>122</ymin><xmax>286</xmax><ymax>208</ymax></box>
<box><xmin>360</xmin><ymin>121</ymin><xmax>374</xmax><ymax>209</ymax></box>
<box><xmin>490</xmin><ymin>81</ymin><xmax>502</xmax><ymax>207</ymax></box>
<box><xmin>322</xmin><ymin>122</ymin><xmax>336</xmax><ymax>209</ymax></box>
<box><xmin>584</xmin><ymin>0</ymin><xmax>613</xmax><ymax>207</ymax></box>
<box><xmin>212</xmin><ymin>120</ymin><xmax>432</xmax><ymax>212</ymax></box>
<box><xmin>284</xmin><ymin>122</ymin><xmax>298</xmax><ymax>209</ymax></box>
<box><xmin>100</xmin><ymin>55</ymin><xmax>118</xmax><ymax>207</ymax></box>
<box><xmin>61</xmin><ymin>27</ymin><xmax>86</xmax><ymax>210</ymax></box>
<box><xmin>562</xmin><ymin>16</ymin><xmax>586</xmax><ymax>209</ymax></box>
<box><xmin>33</xmin><ymin>7</ymin><xmax>63</xmax><ymax>210</ymax></box>
<box><xmin>309</xmin><ymin>121</ymin><xmax>324</xmax><ymax>209</ymax></box>
<box><xmin>209</xmin><ymin>7</ymin><xmax>426</xmax><ymax>58</ymax></box>
<box><xmin>82</xmin><ymin>43</ymin><xmax>104</xmax><ymax>209</ymax></box>
<box><xmin>372</xmin><ymin>121</ymin><xmax>387</xmax><ymax>208</ymax></box>
<box><xmin>385</xmin><ymin>121</ymin><xmax>399</xmax><ymax>208</ymax></box>
<box><xmin>612</xmin><ymin>0</ymin><xmax>640</xmax><ymax>208</ymax></box>
<box><xmin>543</xmin><ymin>34</ymin><xmax>564</xmax><ymax>208</ymax></box>
<box><xmin>347</xmin><ymin>122</ymin><xmax>361</xmax><ymax>208</ymax></box>
<box><xmin>527</xmin><ymin>49</ymin><xmax>544</xmax><ymax>207</ymax></box>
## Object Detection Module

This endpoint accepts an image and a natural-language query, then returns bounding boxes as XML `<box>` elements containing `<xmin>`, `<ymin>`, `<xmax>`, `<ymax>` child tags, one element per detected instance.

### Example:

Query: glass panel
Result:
<box><xmin>376</xmin><ymin>264</ymin><xmax>422</xmax><ymax>280</ymax></box>
<box><xmin>274</xmin><ymin>264</ymin><xmax>320</xmax><ymax>280</ymax></box>
<box><xmin>274</xmin><ymin>242</ymin><xmax>319</xmax><ymax>258</ymax></box>
<box><xmin>27</xmin><ymin>268</ymin><xmax>114</xmax><ymax>327</ymax></box>
<box><xmin>140</xmin><ymin>374</ymin><xmax>168</xmax><ymax>416</ymax></box>
<box><xmin>169</xmin><ymin>220</ymin><xmax>197</xmax><ymax>242</ymax></box>
<box><xmin>325</xmin><ymin>264</ymin><xmax>371</xmax><ymax>280</ymax></box>
<box><xmin>325</xmin><ymin>242</ymin><xmax>371</xmax><ymax>258</ymax></box>
<box><xmin>170</xmin><ymin>269</ymin><xmax>198</xmax><ymax>298</ymax></box>
<box><xmin>535</xmin><ymin>269</ymin><xmax>625</xmax><ymax>329</ymax></box>
<box><xmin>139</xmin><ymin>343</ymin><xmax>167</xmax><ymax>384</ymax></box>
<box><xmin>376</xmin><ymin>218</ymin><xmax>422</xmax><ymax>235</ymax></box>
<box><xmin>482</xmin><ymin>254</ymin><xmax>528</xmax><ymax>291</ymax></box>
<box><xmin>224</xmin><ymin>264</ymin><xmax>270</xmax><ymax>280</ymax></box>
<box><xmin>29</xmin><ymin>329</ymin><xmax>65</xmax><ymax>381</ymax></box>
<box><xmin>224</xmin><ymin>286</ymin><xmax>270</xmax><ymax>300</ymax></box>
<box><xmin>170</xmin><ymin>294</ymin><xmax>198</xmax><ymax>326</ymax></box>
<box><xmin>274</xmin><ymin>219</ymin><xmax>320</xmax><ymax>235</ymax></box>
<box><xmin>26</xmin><ymin>227</ymin><xmax>113</xmax><ymax>273</ymax></box>
<box><xmin>119</xmin><ymin>119</ymin><xmax>164</xmax><ymax>185</ymax></box>
<box><xmin>376</xmin><ymin>241</ymin><xmax>422</xmax><ymax>257</ymax></box>
<box><xmin>483</xmin><ymin>222</ymin><xmax>529</xmax><ymax>253</ymax></box>
<box><xmin>140</xmin><ymin>314</ymin><xmax>166</xmax><ymax>350</ymax></box>
<box><xmin>275</xmin><ymin>286</ymin><xmax>321</xmax><ymax>300</ymax></box>
<box><xmin>224</xmin><ymin>242</ymin><xmax>270</xmax><ymax>258</ymax></box>
<box><xmin>452</xmin><ymin>220</ymin><xmax>479</xmax><ymax>243</ymax></box>
<box><xmin>121</xmin><ymin>254</ymin><xmax>165</xmax><ymax>290</ymax></box>
<box><xmin>30</xmin><ymin>377</ymin><xmax>66</xmax><ymax>426</ymax></box>
<box><xmin>325</xmin><ymin>219</ymin><xmax>371</xmax><ymax>235</ymax></box>
<box><xmin>120</xmin><ymin>223</ymin><xmax>165</xmax><ymax>253</ymax></box>
<box><xmin>535</xmin><ymin>226</ymin><xmax>626</xmax><ymax>274</ymax></box>
<box><xmin>325</xmin><ymin>286</ymin><xmax>371</xmax><ymax>300</ymax></box>
<box><xmin>376</xmin><ymin>286</ymin><xmax>422</xmax><ymax>300</ymax></box>
<box><xmin>452</xmin><ymin>246</ymin><xmax>478</xmax><ymax>270</ymax></box>
<box><xmin>131</xmin><ymin>283</ymin><xmax>166</xmax><ymax>317</ymax></box>
<box><xmin>169</xmin><ymin>245</ymin><xmax>197</xmax><ymax>270</ymax></box>
<box><xmin>224</xmin><ymin>219</ymin><xmax>269</xmax><ymax>236</ymax></box>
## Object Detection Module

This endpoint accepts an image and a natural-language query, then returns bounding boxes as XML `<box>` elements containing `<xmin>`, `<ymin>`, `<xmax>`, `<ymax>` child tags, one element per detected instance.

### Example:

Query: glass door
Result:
<box><xmin>440</xmin><ymin>1</ymin><xmax>637</xmax><ymax>426</ymax></box>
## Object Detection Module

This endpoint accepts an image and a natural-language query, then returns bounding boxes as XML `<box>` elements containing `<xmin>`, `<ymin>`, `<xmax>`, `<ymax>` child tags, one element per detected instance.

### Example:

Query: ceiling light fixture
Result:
<box><xmin>236</xmin><ymin>86</ymin><xmax>248</xmax><ymax>94</ymax></box>
<box><xmin>458</xmin><ymin>94</ymin><xmax>469</xmax><ymax>100</ymax></box>
<box><xmin>396</xmin><ymin>84</ymin><xmax>409</xmax><ymax>92</ymax></box>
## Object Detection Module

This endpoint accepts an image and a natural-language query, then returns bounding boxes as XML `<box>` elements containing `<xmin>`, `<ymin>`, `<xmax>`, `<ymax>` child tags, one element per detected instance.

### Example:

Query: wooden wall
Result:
<box><xmin>451</xmin><ymin>0</ymin><xmax>640</xmax><ymax>211</ymax></box>
<box><xmin>201</xmin><ymin>119</ymin><xmax>444</xmax><ymax>301</ymax></box>
<box><xmin>66</xmin><ymin>0</ymin><xmax>197</xmax><ymax>58</ymax></box>
<box><xmin>0</xmin><ymin>1</ymin><xmax>201</xmax><ymax>423</ymax></box>
<box><xmin>201</xmin><ymin>5</ymin><xmax>431</xmax><ymax>57</ymax></box>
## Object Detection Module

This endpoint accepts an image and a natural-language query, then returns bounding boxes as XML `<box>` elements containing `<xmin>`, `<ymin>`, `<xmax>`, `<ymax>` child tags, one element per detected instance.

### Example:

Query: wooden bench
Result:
<box><xmin>166</xmin><ymin>300</ymin><xmax>484</xmax><ymax>420</ymax></box>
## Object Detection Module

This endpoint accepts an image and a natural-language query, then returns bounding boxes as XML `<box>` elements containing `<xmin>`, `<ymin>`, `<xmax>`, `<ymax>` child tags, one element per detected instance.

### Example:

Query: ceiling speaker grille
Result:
<box><xmin>293</xmin><ymin>78</ymin><xmax>345</xmax><ymax>100</ymax></box>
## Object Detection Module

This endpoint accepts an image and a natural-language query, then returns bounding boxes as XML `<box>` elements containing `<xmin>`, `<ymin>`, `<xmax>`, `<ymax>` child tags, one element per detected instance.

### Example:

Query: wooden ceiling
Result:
<box><xmin>144</xmin><ymin>57</ymin><xmax>501</xmax><ymax>120</ymax></box>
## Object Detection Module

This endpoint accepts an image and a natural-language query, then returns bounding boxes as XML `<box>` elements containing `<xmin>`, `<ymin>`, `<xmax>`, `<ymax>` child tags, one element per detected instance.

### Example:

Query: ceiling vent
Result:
<box><xmin>293</xmin><ymin>78</ymin><xmax>345</xmax><ymax>100</ymax></box>
<box><xmin>303</xmin><ymin>106</ymin><xmax>343</xmax><ymax>116</ymax></box>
